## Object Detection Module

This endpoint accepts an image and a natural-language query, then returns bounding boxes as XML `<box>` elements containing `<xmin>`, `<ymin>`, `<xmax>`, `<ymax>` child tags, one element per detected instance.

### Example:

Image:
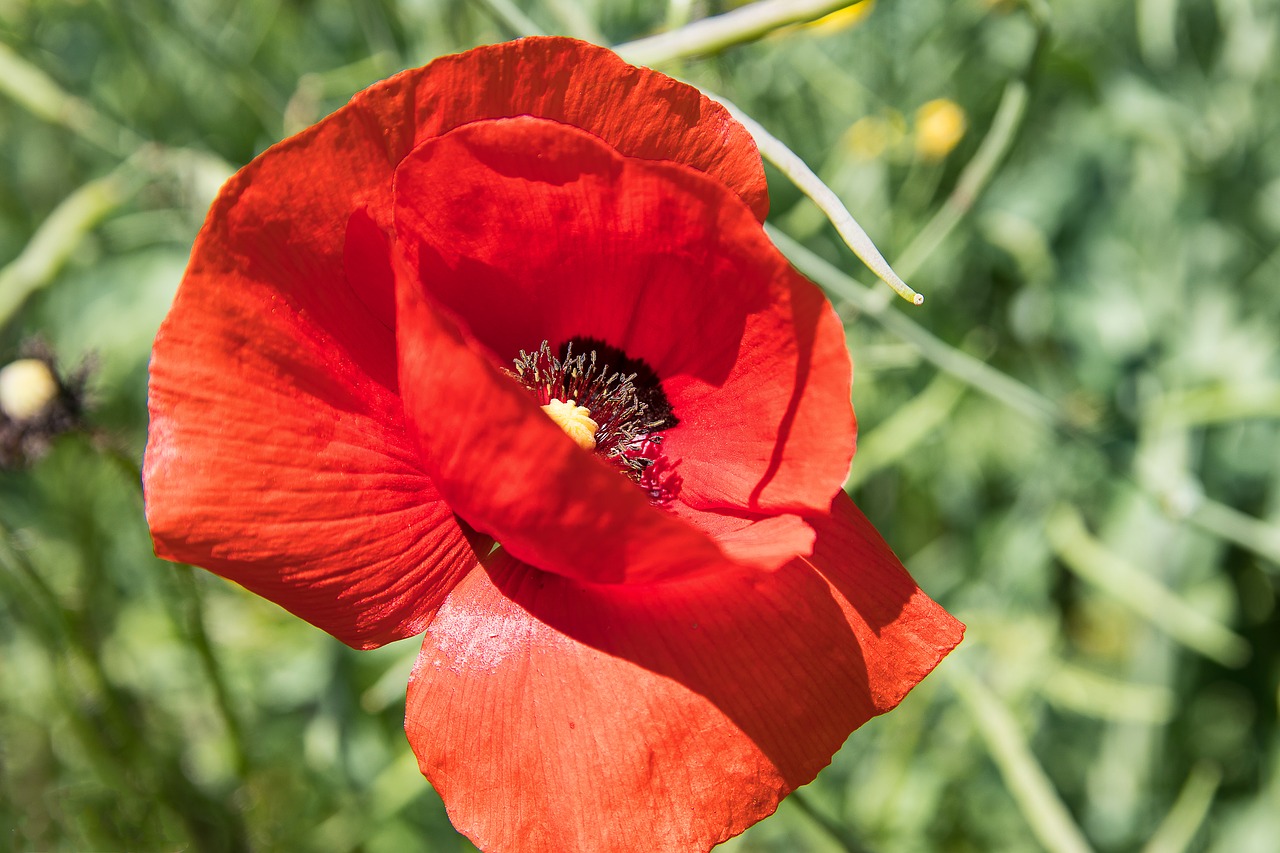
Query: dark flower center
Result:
<box><xmin>508</xmin><ymin>338</ymin><xmax>681</xmax><ymax>505</ymax></box>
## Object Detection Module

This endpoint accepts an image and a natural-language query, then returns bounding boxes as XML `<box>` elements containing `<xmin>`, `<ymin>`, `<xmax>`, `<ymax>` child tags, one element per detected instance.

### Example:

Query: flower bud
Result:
<box><xmin>0</xmin><ymin>358</ymin><xmax>59</xmax><ymax>422</ymax></box>
<box><xmin>0</xmin><ymin>347</ymin><xmax>90</xmax><ymax>469</ymax></box>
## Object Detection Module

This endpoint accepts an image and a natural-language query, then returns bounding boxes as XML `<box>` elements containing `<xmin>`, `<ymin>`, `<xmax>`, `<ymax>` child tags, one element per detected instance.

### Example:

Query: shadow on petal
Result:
<box><xmin>406</xmin><ymin>492</ymin><xmax>962</xmax><ymax>852</ymax></box>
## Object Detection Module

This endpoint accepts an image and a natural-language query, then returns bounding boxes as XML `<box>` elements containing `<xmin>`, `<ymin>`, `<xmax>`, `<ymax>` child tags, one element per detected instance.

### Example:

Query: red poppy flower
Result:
<box><xmin>144</xmin><ymin>37</ymin><xmax>963</xmax><ymax>853</ymax></box>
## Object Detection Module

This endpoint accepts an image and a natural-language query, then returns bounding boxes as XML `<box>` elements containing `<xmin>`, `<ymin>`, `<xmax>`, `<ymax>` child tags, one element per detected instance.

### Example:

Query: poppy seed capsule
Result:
<box><xmin>0</xmin><ymin>358</ymin><xmax>59</xmax><ymax>422</ymax></box>
<box><xmin>541</xmin><ymin>398</ymin><xmax>598</xmax><ymax>451</ymax></box>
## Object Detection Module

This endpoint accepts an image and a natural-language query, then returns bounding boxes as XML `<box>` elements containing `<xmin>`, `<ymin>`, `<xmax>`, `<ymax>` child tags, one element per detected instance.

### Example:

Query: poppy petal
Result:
<box><xmin>354</xmin><ymin>36</ymin><xmax>767</xmax><ymax>222</ymax></box>
<box><xmin>661</xmin><ymin>504</ymin><xmax>817</xmax><ymax>569</ymax></box>
<box><xmin>404</xmin><ymin>491</ymin><xmax>963</xmax><ymax>852</ymax></box>
<box><xmin>393</xmin><ymin>116</ymin><xmax>853</xmax><ymax>523</ymax></box>
<box><xmin>655</xmin><ymin>282</ymin><xmax>855</xmax><ymax>516</ymax></box>
<box><xmin>394</xmin><ymin>245</ymin><xmax>807</xmax><ymax>583</ymax></box>
<box><xmin>146</xmin><ymin>38</ymin><xmax>775</xmax><ymax>640</ymax></box>
<box><xmin>173</xmin><ymin>37</ymin><xmax>766</xmax><ymax>368</ymax></box>
<box><xmin>145</xmin><ymin>259</ymin><xmax>481</xmax><ymax>649</ymax></box>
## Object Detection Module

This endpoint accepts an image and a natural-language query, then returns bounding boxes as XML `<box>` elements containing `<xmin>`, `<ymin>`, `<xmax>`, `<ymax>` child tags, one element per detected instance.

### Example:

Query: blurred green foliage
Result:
<box><xmin>2</xmin><ymin>0</ymin><xmax>1278</xmax><ymax>851</ymax></box>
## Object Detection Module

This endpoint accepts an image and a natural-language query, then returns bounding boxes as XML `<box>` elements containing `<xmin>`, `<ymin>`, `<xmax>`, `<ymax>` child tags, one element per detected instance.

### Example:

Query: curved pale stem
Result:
<box><xmin>717</xmin><ymin>95</ymin><xmax>925</xmax><ymax>305</ymax></box>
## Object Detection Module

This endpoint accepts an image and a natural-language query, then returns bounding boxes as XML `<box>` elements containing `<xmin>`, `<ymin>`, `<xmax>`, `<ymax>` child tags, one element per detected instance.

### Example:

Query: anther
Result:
<box><xmin>508</xmin><ymin>339</ymin><xmax>681</xmax><ymax>503</ymax></box>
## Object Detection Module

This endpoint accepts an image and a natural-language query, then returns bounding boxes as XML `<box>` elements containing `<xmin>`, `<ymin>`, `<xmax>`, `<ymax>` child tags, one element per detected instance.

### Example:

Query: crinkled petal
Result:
<box><xmin>168</xmin><ymin>37</ymin><xmax>767</xmax><ymax>377</ymax></box>
<box><xmin>354</xmin><ymin>36</ymin><xmax>767</xmax><ymax>222</ymax></box>
<box><xmin>146</xmin><ymin>38</ymin><xmax>775</xmax><ymax>641</ymax></box>
<box><xmin>393</xmin><ymin>116</ymin><xmax>852</xmax><ymax>530</ymax></box>
<box><xmin>404</xmin><ymin>492</ymin><xmax>963</xmax><ymax>853</ymax></box>
<box><xmin>145</xmin><ymin>247</ymin><xmax>480</xmax><ymax>650</ymax></box>
<box><xmin>205</xmin><ymin>37</ymin><xmax>766</xmax><ymax>320</ymax></box>
<box><xmin>659</xmin><ymin>502</ymin><xmax>819</xmax><ymax>568</ymax></box>
<box><xmin>656</xmin><ymin>296</ymin><xmax>855</xmax><ymax>516</ymax></box>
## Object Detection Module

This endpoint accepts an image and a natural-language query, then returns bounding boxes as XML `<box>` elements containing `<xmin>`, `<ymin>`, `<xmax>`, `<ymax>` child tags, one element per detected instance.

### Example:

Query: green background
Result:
<box><xmin>2</xmin><ymin>0</ymin><xmax>1278</xmax><ymax>850</ymax></box>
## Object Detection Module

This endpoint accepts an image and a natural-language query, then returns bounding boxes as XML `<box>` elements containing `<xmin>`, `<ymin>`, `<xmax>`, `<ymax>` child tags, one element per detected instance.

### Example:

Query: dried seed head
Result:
<box><xmin>0</xmin><ymin>343</ymin><xmax>92</xmax><ymax>469</ymax></box>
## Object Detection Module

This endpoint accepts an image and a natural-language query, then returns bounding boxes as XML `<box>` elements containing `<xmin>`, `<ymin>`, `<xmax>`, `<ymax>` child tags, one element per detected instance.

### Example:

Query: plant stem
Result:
<box><xmin>1045</xmin><ymin>503</ymin><xmax>1251</xmax><ymax>667</ymax></box>
<box><xmin>616</xmin><ymin>0</ymin><xmax>865</xmax><ymax>67</ymax></box>
<box><xmin>0</xmin><ymin>41</ymin><xmax>141</xmax><ymax>155</ymax></box>
<box><xmin>789</xmin><ymin>789</ymin><xmax>875</xmax><ymax>853</ymax></box>
<box><xmin>770</xmin><ymin>227</ymin><xmax>1061</xmax><ymax>424</ymax></box>
<box><xmin>0</xmin><ymin>169</ymin><xmax>141</xmax><ymax>328</ymax></box>
<box><xmin>472</xmin><ymin>0</ymin><xmax>546</xmax><ymax>37</ymax></box>
<box><xmin>948</xmin><ymin>663</ymin><xmax>1097</xmax><ymax>853</ymax></box>
<box><xmin>722</xmin><ymin>97</ymin><xmax>924</xmax><ymax>305</ymax></box>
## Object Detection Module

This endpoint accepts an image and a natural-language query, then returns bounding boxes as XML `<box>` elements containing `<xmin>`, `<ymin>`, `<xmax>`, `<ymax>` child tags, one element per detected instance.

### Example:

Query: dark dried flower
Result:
<box><xmin>0</xmin><ymin>341</ymin><xmax>91</xmax><ymax>469</ymax></box>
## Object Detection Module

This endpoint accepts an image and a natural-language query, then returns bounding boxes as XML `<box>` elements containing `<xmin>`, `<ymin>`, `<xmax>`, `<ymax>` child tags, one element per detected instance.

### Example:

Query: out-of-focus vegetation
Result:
<box><xmin>2</xmin><ymin>0</ymin><xmax>1278</xmax><ymax>850</ymax></box>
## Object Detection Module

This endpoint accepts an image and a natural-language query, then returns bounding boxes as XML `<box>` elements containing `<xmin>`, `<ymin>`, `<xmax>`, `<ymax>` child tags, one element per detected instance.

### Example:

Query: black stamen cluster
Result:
<box><xmin>560</xmin><ymin>337</ymin><xmax>677</xmax><ymax>433</ymax></box>
<box><xmin>508</xmin><ymin>339</ymin><xmax>675</xmax><ymax>479</ymax></box>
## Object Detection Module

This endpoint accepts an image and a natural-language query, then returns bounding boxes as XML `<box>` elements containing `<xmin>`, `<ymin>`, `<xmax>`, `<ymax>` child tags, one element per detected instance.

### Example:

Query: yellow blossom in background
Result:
<box><xmin>770</xmin><ymin>1</ymin><xmax>874</xmax><ymax>41</ymax></box>
<box><xmin>842</xmin><ymin>110</ymin><xmax>906</xmax><ymax>160</ymax></box>
<box><xmin>914</xmin><ymin>98</ymin><xmax>968</xmax><ymax>161</ymax></box>
<box><xmin>806</xmin><ymin>1</ymin><xmax>875</xmax><ymax>34</ymax></box>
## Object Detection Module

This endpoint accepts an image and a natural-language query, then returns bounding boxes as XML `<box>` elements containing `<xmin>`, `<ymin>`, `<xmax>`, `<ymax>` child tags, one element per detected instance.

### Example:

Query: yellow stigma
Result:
<box><xmin>541</xmin><ymin>398</ymin><xmax>599</xmax><ymax>452</ymax></box>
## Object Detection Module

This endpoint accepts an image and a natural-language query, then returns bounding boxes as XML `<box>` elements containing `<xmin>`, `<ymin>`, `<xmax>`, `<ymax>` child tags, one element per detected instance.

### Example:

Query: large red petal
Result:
<box><xmin>354</xmin><ymin>36</ymin><xmax>767</xmax><ymax>223</ymax></box>
<box><xmin>404</xmin><ymin>492</ymin><xmax>963</xmax><ymax>852</ymax></box>
<box><xmin>147</xmin><ymin>38</ymin><xmax>767</xmax><ymax>644</ymax></box>
<box><xmin>180</xmin><ymin>38</ymin><xmax>765</xmax><ymax>379</ymax></box>
<box><xmin>145</xmin><ymin>251</ymin><xmax>481</xmax><ymax>648</ymax></box>
<box><xmin>393</xmin><ymin>116</ymin><xmax>853</xmax><ymax>526</ymax></box>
